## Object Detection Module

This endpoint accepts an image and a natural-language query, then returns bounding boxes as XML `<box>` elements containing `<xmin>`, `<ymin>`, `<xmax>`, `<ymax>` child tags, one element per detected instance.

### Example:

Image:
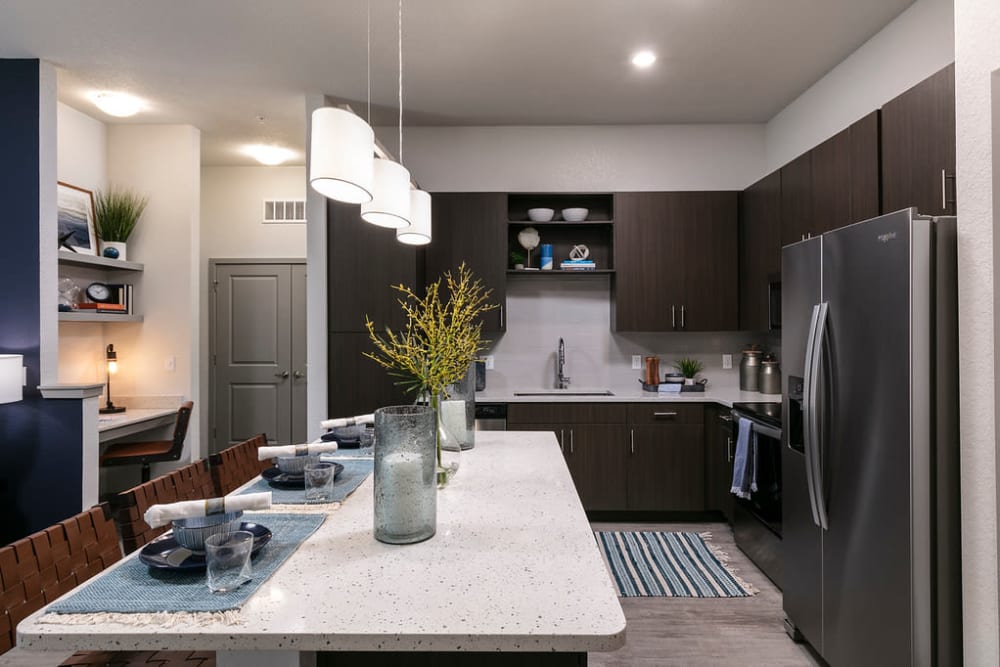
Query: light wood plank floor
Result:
<box><xmin>589</xmin><ymin>521</ymin><xmax>821</xmax><ymax>667</ymax></box>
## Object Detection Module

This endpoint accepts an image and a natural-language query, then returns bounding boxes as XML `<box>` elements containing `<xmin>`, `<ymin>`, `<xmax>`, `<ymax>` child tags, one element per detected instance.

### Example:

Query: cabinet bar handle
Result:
<box><xmin>559</xmin><ymin>429</ymin><xmax>564</xmax><ymax>452</ymax></box>
<box><xmin>719</xmin><ymin>414</ymin><xmax>732</xmax><ymax>423</ymax></box>
<box><xmin>630</xmin><ymin>429</ymin><xmax>635</xmax><ymax>455</ymax></box>
<box><xmin>672</xmin><ymin>305</ymin><xmax>676</xmax><ymax>328</ymax></box>
<box><xmin>941</xmin><ymin>169</ymin><xmax>947</xmax><ymax>210</ymax></box>
<box><xmin>653</xmin><ymin>411</ymin><xmax>678</xmax><ymax>418</ymax></box>
<box><xmin>499</xmin><ymin>305</ymin><xmax>504</xmax><ymax>329</ymax></box>
<box><xmin>727</xmin><ymin>436</ymin><xmax>733</xmax><ymax>463</ymax></box>
<box><xmin>681</xmin><ymin>305</ymin><xmax>685</xmax><ymax>329</ymax></box>
<box><xmin>569</xmin><ymin>429</ymin><xmax>574</xmax><ymax>454</ymax></box>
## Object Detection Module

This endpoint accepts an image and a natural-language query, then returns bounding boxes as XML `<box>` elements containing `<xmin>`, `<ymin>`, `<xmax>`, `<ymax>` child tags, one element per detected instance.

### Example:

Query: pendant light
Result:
<box><xmin>397</xmin><ymin>189</ymin><xmax>432</xmax><ymax>245</ymax></box>
<box><xmin>362</xmin><ymin>0</ymin><xmax>414</xmax><ymax>230</ymax></box>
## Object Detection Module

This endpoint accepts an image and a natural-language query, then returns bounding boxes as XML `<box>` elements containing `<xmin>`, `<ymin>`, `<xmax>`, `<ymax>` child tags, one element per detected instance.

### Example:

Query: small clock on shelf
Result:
<box><xmin>86</xmin><ymin>282</ymin><xmax>115</xmax><ymax>303</ymax></box>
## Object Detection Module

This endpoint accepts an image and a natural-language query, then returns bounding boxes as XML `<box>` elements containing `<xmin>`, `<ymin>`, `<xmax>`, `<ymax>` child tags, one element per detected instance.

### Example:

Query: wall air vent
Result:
<box><xmin>263</xmin><ymin>199</ymin><xmax>306</xmax><ymax>224</ymax></box>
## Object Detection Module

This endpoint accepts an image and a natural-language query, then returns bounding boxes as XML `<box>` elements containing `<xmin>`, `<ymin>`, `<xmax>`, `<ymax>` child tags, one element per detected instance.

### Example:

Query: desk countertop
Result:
<box><xmin>19</xmin><ymin>431</ymin><xmax>627</xmax><ymax>654</ymax></box>
<box><xmin>97</xmin><ymin>408</ymin><xmax>177</xmax><ymax>432</ymax></box>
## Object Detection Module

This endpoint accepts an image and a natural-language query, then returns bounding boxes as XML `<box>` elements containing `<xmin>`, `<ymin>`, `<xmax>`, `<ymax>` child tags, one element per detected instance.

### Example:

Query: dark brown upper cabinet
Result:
<box><xmin>327</xmin><ymin>200</ymin><xmax>419</xmax><ymax>333</ymax></box>
<box><xmin>881</xmin><ymin>63</ymin><xmax>956</xmax><ymax>216</ymax></box>
<box><xmin>614</xmin><ymin>191</ymin><xmax>738</xmax><ymax>332</ymax></box>
<box><xmin>738</xmin><ymin>170</ymin><xmax>781</xmax><ymax>332</ymax></box>
<box><xmin>423</xmin><ymin>193</ymin><xmax>507</xmax><ymax>334</ymax></box>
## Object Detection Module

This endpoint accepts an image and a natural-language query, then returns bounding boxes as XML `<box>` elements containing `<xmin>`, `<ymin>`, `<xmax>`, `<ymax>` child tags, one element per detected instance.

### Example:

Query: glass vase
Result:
<box><xmin>373</xmin><ymin>405</ymin><xmax>437</xmax><ymax>544</ymax></box>
<box><xmin>443</xmin><ymin>361</ymin><xmax>476</xmax><ymax>450</ymax></box>
<box><xmin>431</xmin><ymin>394</ymin><xmax>461</xmax><ymax>487</ymax></box>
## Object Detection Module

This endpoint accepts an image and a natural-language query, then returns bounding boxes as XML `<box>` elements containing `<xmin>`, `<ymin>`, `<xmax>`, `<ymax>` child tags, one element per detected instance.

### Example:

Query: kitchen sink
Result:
<box><xmin>513</xmin><ymin>390</ymin><xmax>615</xmax><ymax>397</ymax></box>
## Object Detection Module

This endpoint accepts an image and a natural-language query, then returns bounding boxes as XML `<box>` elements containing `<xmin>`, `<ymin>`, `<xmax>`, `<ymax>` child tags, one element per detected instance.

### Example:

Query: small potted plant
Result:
<box><xmin>674</xmin><ymin>357</ymin><xmax>704</xmax><ymax>385</ymax></box>
<box><xmin>94</xmin><ymin>186</ymin><xmax>148</xmax><ymax>261</ymax></box>
<box><xmin>510</xmin><ymin>250</ymin><xmax>526</xmax><ymax>270</ymax></box>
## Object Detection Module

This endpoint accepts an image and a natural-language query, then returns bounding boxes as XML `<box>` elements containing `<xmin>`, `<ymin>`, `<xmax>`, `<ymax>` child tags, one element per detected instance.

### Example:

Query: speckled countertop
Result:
<box><xmin>19</xmin><ymin>432</ymin><xmax>627</xmax><ymax>654</ymax></box>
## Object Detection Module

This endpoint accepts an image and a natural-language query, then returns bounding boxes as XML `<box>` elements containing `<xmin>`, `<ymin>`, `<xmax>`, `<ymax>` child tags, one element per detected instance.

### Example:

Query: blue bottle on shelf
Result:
<box><xmin>540</xmin><ymin>244</ymin><xmax>553</xmax><ymax>270</ymax></box>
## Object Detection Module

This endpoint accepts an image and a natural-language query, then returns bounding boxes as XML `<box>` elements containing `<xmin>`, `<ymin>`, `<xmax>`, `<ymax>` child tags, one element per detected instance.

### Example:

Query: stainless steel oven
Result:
<box><xmin>731</xmin><ymin>402</ymin><xmax>783</xmax><ymax>588</ymax></box>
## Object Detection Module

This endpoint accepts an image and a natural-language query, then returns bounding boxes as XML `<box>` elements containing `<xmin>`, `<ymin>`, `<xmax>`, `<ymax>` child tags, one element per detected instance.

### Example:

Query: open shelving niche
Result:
<box><xmin>506</xmin><ymin>193</ymin><xmax>615</xmax><ymax>275</ymax></box>
<box><xmin>57</xmin><ymin>252</ymin><xmax>144</xmax><ymax>323</ymax></box>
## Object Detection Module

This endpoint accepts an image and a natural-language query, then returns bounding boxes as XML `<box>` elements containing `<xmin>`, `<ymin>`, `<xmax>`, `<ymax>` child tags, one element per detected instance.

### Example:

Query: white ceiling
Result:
<box><xmin>0</xmin><ymin>0</ymin><xmax>914</xmax><ymax>166</ymax></box>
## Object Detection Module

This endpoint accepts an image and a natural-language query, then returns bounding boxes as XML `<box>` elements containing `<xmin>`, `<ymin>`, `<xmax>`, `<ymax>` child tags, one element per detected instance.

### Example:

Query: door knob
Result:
<box><xmin>293</xmin><ymin>370</ymin><xmax>304</xmax><ymax>379</ymax></box>
<box><xmin>275</xmin><ymin>371</ymin><xmax>289</xmax><ymax>378</ymax></box>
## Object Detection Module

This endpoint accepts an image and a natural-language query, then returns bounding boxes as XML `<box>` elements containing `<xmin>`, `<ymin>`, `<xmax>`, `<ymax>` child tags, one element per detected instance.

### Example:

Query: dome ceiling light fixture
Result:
<box><xmin>243</xmin><ymin>144</ymin><xmax>296</xmax><ymax>166</ymax></box>
<box><xmin>89</xmin><ymin>91</ymin><xmax>144</xmax><ymax>117</ymax></box>
<box><xmin>631</xmin><ymin>50</ymin><xmax>657</xmax><ymax>69</ymax></box>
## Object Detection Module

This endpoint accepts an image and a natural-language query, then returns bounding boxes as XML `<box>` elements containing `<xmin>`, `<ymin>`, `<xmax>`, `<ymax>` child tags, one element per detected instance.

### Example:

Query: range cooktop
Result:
<box><xmin>732</xmin><ymin>401</ymin><xmax>782</xmax><ymax>429</ymax></box>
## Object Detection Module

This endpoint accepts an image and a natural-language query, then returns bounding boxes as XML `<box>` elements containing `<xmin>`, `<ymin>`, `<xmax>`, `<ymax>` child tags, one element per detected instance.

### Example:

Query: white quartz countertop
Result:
<box><xmin>477</xmin><ymin>379</ymin><xmax>781</xmax><ymax>407</ymax></box>
<box><xmin>19</xmin><ymin>432</ymin><xmax>627</xmax><ymax>654</ymax></box>
<box><xmin>97</xmin><ymin>408</ymin><xmax>176</xmax><ymax>432</ymax></box>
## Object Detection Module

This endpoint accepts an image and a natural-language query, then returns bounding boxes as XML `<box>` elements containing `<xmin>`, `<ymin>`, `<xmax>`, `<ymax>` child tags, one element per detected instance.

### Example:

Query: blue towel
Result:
<box><xmin>730</xmin><ymin>418</ymin><xmax>758</xmax><ymax>499</ymax></box>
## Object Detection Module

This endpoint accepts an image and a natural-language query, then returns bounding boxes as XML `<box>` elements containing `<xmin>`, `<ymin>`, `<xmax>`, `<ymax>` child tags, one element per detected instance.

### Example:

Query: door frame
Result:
<box><xmin>208</xmin><ymin>258</ymin><xmax>306</xmax><ymax>455</ymax></box>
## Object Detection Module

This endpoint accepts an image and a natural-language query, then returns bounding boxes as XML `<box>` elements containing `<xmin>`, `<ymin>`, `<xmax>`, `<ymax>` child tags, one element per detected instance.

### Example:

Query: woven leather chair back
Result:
<box><xmin>209</xmin><ymin>434</ymin><xmax>271</xmax><ymax>496</ymax></box>
<box><xmin>0</xmin><ymin>504</ymin><xmax>121</xmax><ymax>655</ymax></box>
<box><xmin>112</xmin><ymin>458</ymin><xmax>216</xmax><ymax>555</ymax></box>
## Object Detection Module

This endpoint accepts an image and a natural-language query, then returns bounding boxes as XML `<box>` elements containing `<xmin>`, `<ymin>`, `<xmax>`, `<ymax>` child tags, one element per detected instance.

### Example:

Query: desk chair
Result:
<box><xmin>100</xmin><ymin>401</ymin><xmax>193</xmax><ymax>483</ymax></box>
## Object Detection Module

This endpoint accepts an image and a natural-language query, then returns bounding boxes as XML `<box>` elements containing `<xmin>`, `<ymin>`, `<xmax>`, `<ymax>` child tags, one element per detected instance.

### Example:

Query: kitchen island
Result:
<box><xmin>18</xmin><ymin>431</ymin><xmax>626</xmax><ymax>666</ymax></box>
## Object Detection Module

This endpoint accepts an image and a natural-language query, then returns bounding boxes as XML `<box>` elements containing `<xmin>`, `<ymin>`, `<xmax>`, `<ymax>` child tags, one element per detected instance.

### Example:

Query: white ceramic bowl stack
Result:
<box><xmin>527</xmin><ymin>208</ymin><xmax>555</xmax><ymax>222</ymax></box>
<box><xmin>561</xmin><ymin>208</ymin><xmax>589</xmax><ymax>222</ymax></box>
<box><xmin>277</xmin><ymin>454</ymin><xmax>320</xmax><ymax>475</ymax></box>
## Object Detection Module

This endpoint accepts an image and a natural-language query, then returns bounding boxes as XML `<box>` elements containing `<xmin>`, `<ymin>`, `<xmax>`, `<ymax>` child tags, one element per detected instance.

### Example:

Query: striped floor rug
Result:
<box><xmin>595</xmin><ymin>531</ymin><xmax>756</xmax><ymax>598</ymax></box>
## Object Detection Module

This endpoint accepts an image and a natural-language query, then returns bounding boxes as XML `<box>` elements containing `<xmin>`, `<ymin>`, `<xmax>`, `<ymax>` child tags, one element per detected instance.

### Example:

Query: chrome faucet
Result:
<box><xmin>557</xmin><ymin>338</ymin><xmax>571</xmax><ymax>389</ymax></box>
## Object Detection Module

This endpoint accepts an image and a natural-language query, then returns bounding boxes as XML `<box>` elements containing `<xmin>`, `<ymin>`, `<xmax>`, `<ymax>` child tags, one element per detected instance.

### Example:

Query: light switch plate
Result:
<box><xmin>165</xmin><ymin>356</ymin><xmax>176</xmax><ymax>372</ymax></box>
<box><xmin>631</xmin><ymin>355</ymin><xmax>642</xmax><ymax>370</ymax></box>
<box><xmin>722</xmin><ymin>354</ymin><xmax>733</xmax><ymax>370</ymax></box>
<box><xmin>485</xmin><ymin>355</ymin><xmax>495</xmax><ymax>370</ymax></box>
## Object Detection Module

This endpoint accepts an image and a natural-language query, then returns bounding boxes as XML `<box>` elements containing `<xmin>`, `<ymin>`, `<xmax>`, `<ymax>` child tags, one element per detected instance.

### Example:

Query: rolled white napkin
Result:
<box><xmin>257</xmin><ymin>442</ymin><xmax>339</xmax><ymax>461</ymax></box>
<box><xmin>320</xmin><ymin>413</ymin><xmax>374</xmax><ymax>430</ymax></box>
<box><xmin>143</xmin><ymin>492</ymin><xmax>272</xmax><ymax>529</ymax></box>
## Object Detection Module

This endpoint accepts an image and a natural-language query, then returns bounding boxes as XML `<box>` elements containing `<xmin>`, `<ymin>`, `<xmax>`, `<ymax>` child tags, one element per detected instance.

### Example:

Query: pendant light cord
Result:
<box><xmin>398</xmin><ymin>0</ymin><xmax>403</xmax><ymax>165</ymax></box>
<box><xmin>366</xmin><ymin>0</ymin><xmax>371</xmax><ymax>124</ymax></box>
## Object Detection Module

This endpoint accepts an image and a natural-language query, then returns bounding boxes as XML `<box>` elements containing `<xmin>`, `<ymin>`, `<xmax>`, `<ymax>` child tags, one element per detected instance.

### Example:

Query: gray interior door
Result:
<box><xmin>780</xmin><ymin>237</ymin><xmax>823</xmax><ymax>651</ymax></box>
<box><xmin>212</xmin><ymin>262</ymin><xmax>307</xmax><ymax>452</ymax></box>
<box><xmin>821</xmin><ymin>211</ymin><xmax>913</xmax><ymax>666</ymax></box>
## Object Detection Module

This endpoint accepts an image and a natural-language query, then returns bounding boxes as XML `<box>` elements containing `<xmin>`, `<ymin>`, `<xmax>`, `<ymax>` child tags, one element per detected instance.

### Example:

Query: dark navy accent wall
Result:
<box><xmin>0</xmin><ymin>59</ymin><xmax>83</xmax><ymax>545</ymax></box>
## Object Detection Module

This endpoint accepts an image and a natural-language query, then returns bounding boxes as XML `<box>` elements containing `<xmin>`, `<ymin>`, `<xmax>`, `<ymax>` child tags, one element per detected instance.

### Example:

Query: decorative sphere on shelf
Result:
<box><xmin>102</xmin><ymin>246</ymin><xmax>120</xmax><ymax>259</ymax></box>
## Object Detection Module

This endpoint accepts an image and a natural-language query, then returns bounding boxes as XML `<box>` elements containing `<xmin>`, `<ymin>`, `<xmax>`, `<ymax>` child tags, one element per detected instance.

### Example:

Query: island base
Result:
<box><xmin>319</xmin><ymin>651</ymin><xmax>587</xmax><ymax>666</ymax></box>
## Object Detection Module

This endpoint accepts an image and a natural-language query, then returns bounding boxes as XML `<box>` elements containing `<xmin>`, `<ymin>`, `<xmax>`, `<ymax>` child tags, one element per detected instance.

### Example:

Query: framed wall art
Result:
<box><xmin>57</xmin><ymin>182</ymin><xmax>97</xmax><ymax>255</ymax></box>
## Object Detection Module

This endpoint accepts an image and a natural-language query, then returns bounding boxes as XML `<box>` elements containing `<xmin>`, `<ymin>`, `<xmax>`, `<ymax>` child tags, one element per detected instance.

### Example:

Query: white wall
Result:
<box><xmin>199</xmin><ymin>164</ymin><xmax>307</xmax><ymax>447</ymax></box>
<box><xmin>954</xmin><ymin>0</ymin><xmax>1000</xmax><ymax>661</ymax></box>
<box><xmin>765</xmin><ymin>0</ymin><xmax>954</xmax><ymax>171</ymax></box>
<box><xmin>106</xmin><ymin>125</ymin><xmax>202</xmax><ymax>462</ymax></box>
<box><xmin>56</xmin><ymin>103</ymin><xmax>107</xmax><ymax>384</ymax></box>
<box><xmin>396</xmin><ymin>124</ymin><xmax>765</xmax><ymax>192</ymax></box>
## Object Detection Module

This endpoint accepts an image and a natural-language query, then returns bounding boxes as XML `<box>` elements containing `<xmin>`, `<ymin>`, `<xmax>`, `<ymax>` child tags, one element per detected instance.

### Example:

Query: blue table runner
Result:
<box><xmin>238</xmin><ymin>457</ymin><xmax>372</xmax><ymax>505</ymax></box>
<box><xmin>48</xmin><ymin>512</ymin><xmax>325</xmax><ymax>614</ymax></box>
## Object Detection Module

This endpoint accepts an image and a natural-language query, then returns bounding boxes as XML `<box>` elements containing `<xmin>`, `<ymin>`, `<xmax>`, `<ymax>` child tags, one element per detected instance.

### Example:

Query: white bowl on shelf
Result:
<box><xmin>527</xmin><ymin>208</ymin><xmax>555</xmax><ymax>222</ymax></box>
<box><xmin>561</xmin><ymin>208</ymin><xmax>589</xmax><ymax>222</ymax></box>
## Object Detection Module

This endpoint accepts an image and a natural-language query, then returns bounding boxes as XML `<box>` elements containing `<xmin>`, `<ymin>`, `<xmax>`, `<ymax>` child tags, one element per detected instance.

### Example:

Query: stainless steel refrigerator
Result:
<box><xmin>781</xmin><ymin>208</ymin><xmax>962</xmax><ymax>666</ymax></box>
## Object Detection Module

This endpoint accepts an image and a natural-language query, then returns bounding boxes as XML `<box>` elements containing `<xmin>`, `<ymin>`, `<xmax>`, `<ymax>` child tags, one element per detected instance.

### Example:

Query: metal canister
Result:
<box><xmin>739</xmin><ymin>349</ymin><xmax>762</xmax><ymax>391</ymax></box>
<box><xmin>759</xmin><ymin>360</ymin><xmax>781</xmax><ymax>395</ymax></box>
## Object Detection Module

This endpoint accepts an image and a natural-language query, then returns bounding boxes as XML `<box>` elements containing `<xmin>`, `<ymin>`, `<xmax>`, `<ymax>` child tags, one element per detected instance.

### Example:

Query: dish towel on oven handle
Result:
<box><xmin>730</xmin><ymin>417</ymin><xmax>758</xmax><ymax>499</ymax></box>
<box><xmin>143</xmin><ymin>492</ymin><xmax>272</xmax><ymax>528</ymax></box>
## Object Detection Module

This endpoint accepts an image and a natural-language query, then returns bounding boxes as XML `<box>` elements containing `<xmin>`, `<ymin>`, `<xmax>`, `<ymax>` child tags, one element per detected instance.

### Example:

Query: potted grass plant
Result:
<box><xmin>674</xmin><ymin>357</ymin><xmax>704</xmax><ymax>385</ymax></box>
<box><xmin>93</xmin><ymin>186</ymin><xmax>148</xmax><ymax>261</ymax></box>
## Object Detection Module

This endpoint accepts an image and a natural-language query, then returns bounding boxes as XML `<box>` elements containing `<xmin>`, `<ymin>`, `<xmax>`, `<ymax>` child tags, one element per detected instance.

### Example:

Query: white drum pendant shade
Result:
<box><xmin>309</xmin><ymin>107</ymin><xmax>374</xmax><ymax>204</ymax></box>
<box><xmin>361</xmin><ymin>158</ymin><xmax>411</xmax><ymax>229</ymax></box>
<box><xmin>0</xmin><ymin>354</ymin><xmax>23</xmax><ymax>404</ymax></box>
<box><xmin>397</xmin><ymin>190</ymin><xmax>432</xmax><ymax>245</ymax></box>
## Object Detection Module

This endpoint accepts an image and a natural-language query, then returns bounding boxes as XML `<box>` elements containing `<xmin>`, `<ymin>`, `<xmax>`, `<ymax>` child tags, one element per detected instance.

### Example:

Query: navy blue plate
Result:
<box><xmin>139</xmin><ymin>522</ymin><xmax>272</xmax><ymax>571</ymax></box>
<box><xmin>261</xmin><ymin>462</ymin><xmax>344</xmax><ymax>489</ymax></box>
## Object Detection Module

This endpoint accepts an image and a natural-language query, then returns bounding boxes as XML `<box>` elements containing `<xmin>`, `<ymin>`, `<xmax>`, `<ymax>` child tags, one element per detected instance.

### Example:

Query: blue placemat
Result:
<box><xmin>238</xmin><ymin>457</ymin><xmax>372</xmax><ymax>504</ymax></box>
<box><xmin>47</xmin><ymin>513</ymin><xmax>325</xmax><ymax>614</ymax></box>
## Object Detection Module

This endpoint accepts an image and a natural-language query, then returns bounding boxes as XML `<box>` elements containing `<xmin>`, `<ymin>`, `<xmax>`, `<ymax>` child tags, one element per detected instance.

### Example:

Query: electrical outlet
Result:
<box><xmin>722</xmin><ymin>354</ymin><xmax>733</xmax><ymax>370</ymax></box>
<box><xmin>631</xmin><ymin>355</ymin><xmax>642</xmax><ymax>370</ymax></box>
<box><xmin>485</xmin><ymin>355</ymin><xmax>495</xmax><ymax>370</ymax></box>
<box><xmin>165</xmin><ymin>356</ymin><xmax>176</xmax><ymax>372</ymax></box>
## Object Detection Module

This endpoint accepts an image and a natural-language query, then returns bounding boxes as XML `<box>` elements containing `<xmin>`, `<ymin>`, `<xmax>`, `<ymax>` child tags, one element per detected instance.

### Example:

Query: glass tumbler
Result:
<box><xmin>205</xmin><ymin>530</ymin><xmax>254</xmax><ymax>593</ymax></box>
<box><xmin>373</xmin><ymin>405</ymin><xmax>437</xmax><ymax>544</ymax></box>
<box><xmin>304</xmin><ymin>462</ymin><xmax>336</xmax><ymax>503</ymax></box>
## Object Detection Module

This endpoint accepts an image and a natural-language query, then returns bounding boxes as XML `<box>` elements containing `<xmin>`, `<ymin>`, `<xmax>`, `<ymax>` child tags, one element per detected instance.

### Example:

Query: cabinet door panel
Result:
<box><xmin>780</xmin><ymin>152</ymin><xmax>812</xmax><ymax>246</ymax></box>
<box><xmin>628</xmin><ymin>424</ymin><xmax>705</xmax><ymax>511</ymax></box>
<box><xmin>424</xmin><ymin>193</ymin><xmax>507</xmax><ymax>333</ymax></box>
<box><xmin>678</xmin><ymin>192</ymin><xmax>738</xmax><ymax>331</ymax></box>
<box><xmin>738</xmin><ymin>170</ymin><xmax>781</xmax><ymax>332</ymax></box>
<box><xmin>328</xmin><ymin>332</ymin><xmax>410</xmax><ymax>417</ymax></box>
<box><xmin>849</xmin><ymin>111</ymin><xmax>881</xmax><ymax>224</ymax></box>
<box><xmin>565</xmin><ymin>425</ymin><xmax>628</xmax><ymax>511</ymax></box>
<box><xmin>613</xmin><ymin>193</ymin><xmax>679</xmax><ymax>331</ymax></box>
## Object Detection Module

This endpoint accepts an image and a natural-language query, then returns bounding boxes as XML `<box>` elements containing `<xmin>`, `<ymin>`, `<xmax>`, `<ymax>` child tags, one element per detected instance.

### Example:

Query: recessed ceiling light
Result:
<box><xmin>631</xmin><ymin>51</ymin><xmax>657</xmax><ymax>69</ymax></box>
<box><xmin>243</xmin><ymin>144</ymin><xmax>296</xmax><ymax>166</ymax></box>
<box><xmin>89</xmin><ymin>91</ymin><xmax>144</xmax><ymax>117</ymax></box>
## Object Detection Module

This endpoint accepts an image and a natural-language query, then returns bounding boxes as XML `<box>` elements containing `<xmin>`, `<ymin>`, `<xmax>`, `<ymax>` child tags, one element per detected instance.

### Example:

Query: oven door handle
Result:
<box><xmin>802</xmin><ymin>303</ymin><xmax>824</xmax><ymax>529</ymax></box>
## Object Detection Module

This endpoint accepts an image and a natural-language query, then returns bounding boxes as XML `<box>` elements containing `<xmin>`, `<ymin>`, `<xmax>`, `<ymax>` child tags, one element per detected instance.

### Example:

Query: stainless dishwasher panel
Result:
<box><xmin>474</xmin><ymin>403</ymin><xmax>507</xmax><ymax>431</ymax></box>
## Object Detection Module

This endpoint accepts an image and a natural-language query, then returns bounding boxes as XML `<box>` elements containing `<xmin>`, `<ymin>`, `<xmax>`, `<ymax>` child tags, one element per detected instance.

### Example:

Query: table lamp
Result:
<box><xmin>100</xmin><ymin>344</ymin><xmax>126</xmax><ymax>414</ymax></box>
<box><xmin>0</xmin><ymin>354</ymin><xmax>23</xmax><ymax>404</ymax></box>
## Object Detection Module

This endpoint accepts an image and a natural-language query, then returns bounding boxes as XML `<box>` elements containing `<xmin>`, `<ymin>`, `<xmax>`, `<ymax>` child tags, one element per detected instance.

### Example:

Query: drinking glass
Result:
<box><xmin>359</xmin><ymin>424</ymin><xmax>375</xmax><ymax>456</ymax></box>
<box><xmin>304</xmin><ymin>462</ymin><xmax>335</xmax><ymax>503</ymax></box>
<box><xmin>205</xmin><ymin>530</ymin><xmax>253</xmax><ymax>593</ymax></box>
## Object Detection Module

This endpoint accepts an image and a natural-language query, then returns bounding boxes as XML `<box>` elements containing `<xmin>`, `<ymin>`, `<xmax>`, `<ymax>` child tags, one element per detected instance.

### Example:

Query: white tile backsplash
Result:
<box><xmin>483</xmin><ymin>276</ymin><xmax>779</xmax><ymax>392</ymax></box>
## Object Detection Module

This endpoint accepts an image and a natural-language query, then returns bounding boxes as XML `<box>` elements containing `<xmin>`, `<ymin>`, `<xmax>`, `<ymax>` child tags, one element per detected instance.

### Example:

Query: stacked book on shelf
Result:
<box><xmin>559</xmin><ymin>259</ymin><xmax>597</xmax><ymax>271</ymax></box>
<box><xmin>75</xmin><ymin>284</ymin><xmax>134</xmax><ymax>315</ymax></box>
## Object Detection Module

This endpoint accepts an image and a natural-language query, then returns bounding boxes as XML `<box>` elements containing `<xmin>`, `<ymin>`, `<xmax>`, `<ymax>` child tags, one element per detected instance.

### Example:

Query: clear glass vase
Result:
<box><xmin>443</xmin><ymin>361</ymin><xmax>476</xmax><ymax>450</ymax></box>
<box><xmin>431</xmin><ymin>394</ymin><xmax>461</xmax><ymax>487</ymax></box>
<box><xmin>373</xmin><ymin>405</ymin><xmax>437</xmax><ymax>544</ymax></box>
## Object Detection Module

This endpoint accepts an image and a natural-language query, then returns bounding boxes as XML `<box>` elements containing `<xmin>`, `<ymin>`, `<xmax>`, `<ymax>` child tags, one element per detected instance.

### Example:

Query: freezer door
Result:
<box><xmin>821</xmin><ymin>209</ymin><xmax>916</xmax><ymax>666</ymax></box>
<box><xmin>780</xmin><ymin>238</ymin><xmax>823</xmax><ymax>651</ymax></box>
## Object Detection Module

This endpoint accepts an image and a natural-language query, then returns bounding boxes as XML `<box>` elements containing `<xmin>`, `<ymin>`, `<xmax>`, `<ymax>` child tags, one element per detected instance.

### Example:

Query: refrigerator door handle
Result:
<box><xmin>807</xmin><ymin>301</ymin><xmax>831</xmax><ymax>530</ymax></box>
<box><xmin>802</xmin><ymin>304</ymin><xmax>823</xmax><ymax>528</ymax></box>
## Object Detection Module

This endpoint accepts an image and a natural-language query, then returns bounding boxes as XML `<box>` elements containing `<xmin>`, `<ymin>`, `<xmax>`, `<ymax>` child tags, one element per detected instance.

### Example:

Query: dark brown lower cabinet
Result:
<box><xmin>627</xmin><ymin>423</ymin><xmax>705</xmax><ymax>511</ymax></box>
<box><xmin>562</xmin><ymin>424</ymin><xmax>628</xmax><ymax>511</ymax></box>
